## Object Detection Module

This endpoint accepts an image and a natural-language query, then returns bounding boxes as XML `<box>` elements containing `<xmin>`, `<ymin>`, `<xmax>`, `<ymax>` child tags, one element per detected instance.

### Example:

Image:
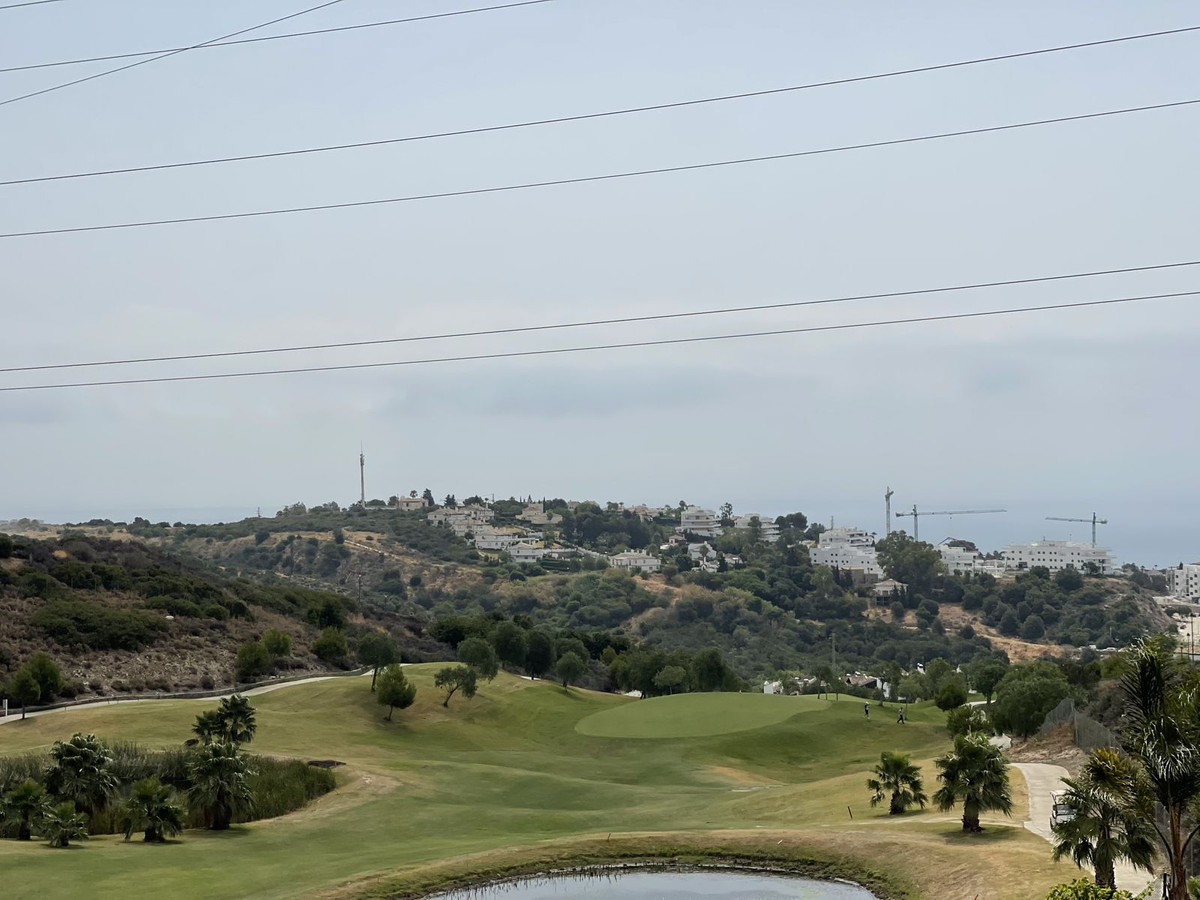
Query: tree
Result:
<box><xmin>933</xmin><ymin>732</ymin><xmax>1014</xmax><ymax>832</ymax></box>
<box><xmin>935</xmin><ymin>678</ymin><xmax>969</xmax><ymax>711</ymax></box>
<box><xmin>897</xmin><ymin>674</ymin><xmax>927</xmax><ymax>703</ymax></box>
<box><xmin>652</xmin><ymin>665</ymin><xmax>688</xmax><ymax>695</ymax></box>
<box><xmin>312</xmin><ymin>628</ymin><xmax>348</xmax><ymax>664</ymax></box>
<box><xmin>121</xmin><ymin>777</ymin><xmax>185</xmax><ymax>843</ymax></box>
<box><xmin>8</xmin><ymin>668</ymin><xmax>40</xmax><ymax>719</ymax></box>
<box><xmin>491</xmin><ymin>621</ymin><xmax>527</xmax><ymax>671</ymax></box>
<box><xmin>192</xmin><ymin>709</ymin><xmax>223</xmax><ymax>745</ymax></box>
<box><xmin>443</xmin><ymin>494</ymin><xmax>458</xmax><ymax>508</ymax></box>
<box><xmin>867</xmin><ymin>751</ymin><xmax>928</xmax><ymax>815</ymax></box>
<box><xmin>214</xmin><ymin>695</ymin><xmax>256</xmax><ymax>745</ymax></box>
<box><xmin>262</xmin><ymin>629</ymin><xmax>292</xmax><ymax>659</ymax></box>
<box><xmin>49</xmin><ymin>733</ymin><xmax>117</xmax><ymax>818</ymax></box>
<box><xmin>525</xmin><ymin>630</ymin><xmax>555</xmax><ymax>679</ymax></box>
<box><xmin>1043</xmin><ymin>879</ymin><xmax>1134</xmax><ymax>900</ymax></box>
<box><xmin>457</xmin><ymin>636</ymin><xmax>499</xmax><ymax>681</ymax></box>
<box><xmin>422</xmin><ymin>488</ymin><xmax>435</xmax><ymax>506</ymax></box>
<box><xmin>1056</xmin><ymin>567</ymin><xmax>1084</xmax><ymax>592</ymax></box>
<box><xmin>187</xmin><ymin>743</ymin><xmax>253</xmax><ymax>830</ymax></box>
<box><xmin>945</xmin><ymin>705</ymin><xmax>991</xmax><ymax>738</ymax></box>
<box><xmin>435</xmin><ymin>666</ymin><xmax>477</xmax><ymax>708</ymax></box>
<box><xmin>692</xmin><ymin>647</ymin><xmax>731</xmax><ymax>692</ymax></box>
<box><xmin>357</xmin><ymin>630</ymin><xmax>399</xmax><ymax>691</ymax></box>
<box><xmin>376</xmin><ymin>664</ymin><xmax>417</xmax><ymax>721</ymax></box>
<box><xmin>556</xmin><ymin>652</ymin><xmax>587</xmax><ymax>690</ymax></box>
<box><xmin>1</xmin><ymin>779</ymin><xmax>50</xmax><ymax>840</ymax></box>
<box><xmin>875</xmin><ymin>532</ymin><xmax>944</xmax><ymax>594</ymax></box>
<box><xmin>968</xmin><ymin>658</ymin><xmax>1009</xmax><ymax>704</ymax></box>
<box><xmin>992</xmin><ymin>663</ymin><xmax>1077</xmax><ymax>738</ymax></box>
<box><xmin>999</xmin><ymin>609</ymin><xmax>1021</xmax><ymax>636</ymax></box>
<box><xmin>236</xmin><ymin>641</ymin><xmax>272</xmax><ymax>681</ymax></box>
<box><xmin>1051</xmin><ymin>748</ymin><xmax>1156</xmax><ymax>891</ymax></box>
<box><xmin>23</xmin><ymin>652</ymin><xmax>64</xmax><ymax>703</ymax></box>
<box><xmin>890</xmin><ymin>600</ymin><xmax>906</xmax><ymax>622</ymax></box>
<box><xmin>1114</xmin><ymin>638</ymin><xmax>1200</xmax><ymax>899</ymax></box>
<box><xmin>1022</xmin><ymin>615</ymin><xmax>1047</xmax><ymax>640</ymax></box>
<box><xmin>42</xmin><ymin>801</ymin><xmax>88</xmax><ymax>848</ymax></box>
<box><xmin>0</xmin><ymin>534</ymin><xmax>12</xmax><ymax>558</ymax></box>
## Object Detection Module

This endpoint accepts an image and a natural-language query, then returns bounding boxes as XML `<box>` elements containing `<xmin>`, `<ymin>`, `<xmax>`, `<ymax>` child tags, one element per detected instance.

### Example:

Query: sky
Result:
<box><xmin>1</xmin><ymin>1</ymin><xmax>1198</xmax><ymax>567</ymax></box>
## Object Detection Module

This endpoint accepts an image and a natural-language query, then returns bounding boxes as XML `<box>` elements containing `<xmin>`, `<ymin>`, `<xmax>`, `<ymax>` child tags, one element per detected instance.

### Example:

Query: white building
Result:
<box><xmin>393</xmin><ymin>495</ymin><xmax>428</xmax><ymax>511</ymax></box>
<box><xmin>518</xmin><ymin>502</ymin><xmax>562</xmax><ymax>527</ymax></box>
<box><xmin>1167</xmin><ymin>564</ymin><xmax>1200</xmax><ymax>601</ymax></box>
<box><xmin>734</xmin><ymin>514</ymin><xmax>780</xmax><ymax>543</ymax></box>
<box><xmin>1003</xmin><ymin>540</ymin><xmax>1114</xmax><ymax>574</ymax></box>
<box><xmin>938</xmin><ymin>540</ymin><xmax>981</xmax><ymax>576</ymax></box>
<box><xmin>509</xmin><ymin>542</ymin><xmax>546</xmax><ymax>564</ymax></box>
<box><xmin>810</xmin><ymin>527</ymin><xmax>882</xmax><ymax>577</ymax></box>
<box><xmin>472</xmin><ymin>526</ymin><xmax>527</xmax><ymax>551</ymax></box>
<box><xmin>677</xmin><ymin>506</ymin><xmax>722</xmax><ymax>537</ymax></box>
<box><xmin>608</xmin><ymin>550</ymin><xmax>661</xmax><ymax>573</ymax></box>
<box><xmin>427</xmin><ymin>504</ymin><xmax>495</xmax><ymax>537</ymax></box>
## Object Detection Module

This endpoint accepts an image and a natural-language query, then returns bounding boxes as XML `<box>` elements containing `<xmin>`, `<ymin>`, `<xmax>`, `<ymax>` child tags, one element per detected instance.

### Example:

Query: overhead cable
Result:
<box><xmin>3</xmin><ymin>96</ymin><xmax>1196</xmax><ymax>239</ymax></box>
<box><xmin>0</xmin><ymin>0</ymin><xmax>558</xmax><ymax>74</ymax></box>
<box><xmin>5</xmin><ymin>25</ymin><xmax>1200</xmax><ymax>188</ymax></box>
<box><xmin>0</xmin><ymin>0</ymin><xmax>67</xmax><ymax>9</ymax></box>
<box><xmin>5</xmin><ymin>258</ymin><xmax>1199</xmax><ymax>374</ymax></box>
<box><xmin>0</xmin><ymin>0</ymin><xmax>350</xmax><ymax>109</ymax></box>
<box><xmin>1</xmin><ymin>290</ymin><xmax>1193</xmax><ymax>393</ymax></box>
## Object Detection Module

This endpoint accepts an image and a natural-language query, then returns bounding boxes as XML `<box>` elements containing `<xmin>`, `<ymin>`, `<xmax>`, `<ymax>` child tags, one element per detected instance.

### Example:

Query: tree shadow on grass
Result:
<box><xmin>937</xmin><ymin>824</ymin><xmax>1025</xmax><ymax>846</ymax></box>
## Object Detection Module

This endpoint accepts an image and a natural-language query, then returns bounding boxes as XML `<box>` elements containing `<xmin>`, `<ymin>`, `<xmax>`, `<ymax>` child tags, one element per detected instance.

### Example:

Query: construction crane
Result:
<box><xmin>893</xmin><ymin>505</ymin><xmax>1006</xmax><ymax>541</ymax></box>
<box><xmin>1045</xmin><ymin>513</ymin><xmax>1108</xmax><ymax>547</ymax></box>
<box><xmin>885</xmin><ymin>486</ymin><xmax>894</xmax><ymax>536</ymax></box>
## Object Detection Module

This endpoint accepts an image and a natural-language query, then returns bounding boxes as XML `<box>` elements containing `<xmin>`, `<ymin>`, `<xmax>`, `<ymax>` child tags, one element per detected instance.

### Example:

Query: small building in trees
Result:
<box><xmin>608</xmin><ymin>550</ymin><xmax>661</xmax><ymax>573</ymax></box>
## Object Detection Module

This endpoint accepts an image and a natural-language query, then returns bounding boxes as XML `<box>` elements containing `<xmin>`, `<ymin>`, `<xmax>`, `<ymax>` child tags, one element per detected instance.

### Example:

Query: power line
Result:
<box><xmin>5</xmin><ymin>24</ymin><xmax>1199</xmax><ymax>188</ymax></box>
<box><xmin>0</xmin><ymin>0</ymin><xmax>558</xmax><ymax>75</ymax></box>
<box><xmin>2</xmin><ymin>290</ymin><xmax>1193</xmax><ymax>393</ymax></box>
<box><xmin>0</xmin><ymin>0</ymin><xmax>350</xmax><ymax>109</ymax></box>
<box><xmin>3</xmin><ymin>96</ymin><xmax>1196</xmax><ymax>239</ymax></box>
<box><xmin>5</xmin><ymin>258</ymin><xmax>1199</xmax><ymax>375</ymax></box>
<box><xmin>0</xmin><ymin>0</ymin><xmax>66</xmax><ymax>9</ymax></box>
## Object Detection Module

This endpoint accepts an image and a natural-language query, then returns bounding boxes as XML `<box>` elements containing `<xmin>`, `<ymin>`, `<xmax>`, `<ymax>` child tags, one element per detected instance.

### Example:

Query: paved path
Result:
<box><xmin>0</xmin><ymin>674</ymin><xmax>360</xmax><ymax>727</ymax></box>
<box><xmin>1015</xmin><ymin>762</ymin><xmax>1156</xmax><ymax>896</ymax></box>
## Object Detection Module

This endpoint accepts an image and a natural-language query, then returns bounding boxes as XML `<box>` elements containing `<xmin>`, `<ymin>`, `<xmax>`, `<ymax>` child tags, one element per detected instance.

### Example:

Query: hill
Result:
<box><xmin>0</xmin><ymin>668</ymin><xmax>1073</xmax><ymax>900</ymax></box>
<box><xmin>0</xmin><ymin>531</ymin><xmax>440</xmax><ymax>697</ymax></box>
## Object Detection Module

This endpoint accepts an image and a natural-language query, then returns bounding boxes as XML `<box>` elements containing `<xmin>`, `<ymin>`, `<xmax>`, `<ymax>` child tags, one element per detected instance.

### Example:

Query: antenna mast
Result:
<box><xmin>885</xmin><ymin>486</ymin><xmax>894</xmax><ymax>535</ymax></box>
<box><xmin>359</xmin><ymin>446</ymin><xmax>365</xmax><ymax>506</ymax></box>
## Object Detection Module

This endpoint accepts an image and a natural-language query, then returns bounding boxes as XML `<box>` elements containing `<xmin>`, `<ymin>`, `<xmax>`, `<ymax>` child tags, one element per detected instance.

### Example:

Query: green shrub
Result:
<box><xmin>32</xmin><ymin>601</ymin><xmax>167</xmax><ymax>651</ymax></box>
<box><xmin>312</xmin><ymin>628</ymin><xmax>348</xmax><ymax>664</ymax></box>
<box><xmin>144</xmin><ymin>595</ymin><xmax>203</xmax><ymax>618</ymax></box>
<box><xmin>262</xmin><ymin>629</ymin><xmax>292</xmax><ymax>658</ymax></box>
<box><xmin>236</xmin><ymin>641</ymin><xmax>272</xmax><ymax>681</ymax></box>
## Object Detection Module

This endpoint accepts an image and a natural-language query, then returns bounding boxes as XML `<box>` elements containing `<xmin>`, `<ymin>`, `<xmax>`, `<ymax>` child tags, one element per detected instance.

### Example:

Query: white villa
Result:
<box><xmin>810</xmin><ymin>527</ymin><xmax>882</xmax><ymax>577</ymax></box>
<box><xmin>393</xmin><ymin>495</ymin><xmax>428</xmax><ymax>511</ymax></box>
<box><xmin>734</xmin><ymin>513</ymin><xmax>780</xmax><ymax>543</ymax></box>
<box><xmin>427</xmin><ymin>504</ymin><xmax>495</xmax><ymax>537</ymax></box>
<box><xmin>608</xmin><ymin>550</ymin><xmax>661</xmax><ymax>573</ymax></box>
<box><xmin>1003</xmin><ymin>540</ymin><xmax>1114</xmax><ymax>574</ymax></box>
<box><xmin>677</xmin><ymin>506</ymin><xmax>722</xmax><ymax>537</ymax></box>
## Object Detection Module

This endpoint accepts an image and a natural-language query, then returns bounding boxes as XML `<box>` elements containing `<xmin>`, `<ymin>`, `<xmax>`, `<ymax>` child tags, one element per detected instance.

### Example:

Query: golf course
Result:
<box><xmin>0</xmin><ymin>667</ymin><xmax>1071</xmax><ymax>899</ymax></box>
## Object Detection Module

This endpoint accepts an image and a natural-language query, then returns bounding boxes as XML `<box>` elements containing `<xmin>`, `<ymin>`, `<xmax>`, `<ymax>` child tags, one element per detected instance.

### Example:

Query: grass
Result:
<box><xmin>575</xmin><ymin>692</ymin><xmax>807</xmax><ymax>738</ymax></box>
<box><xmin>0</xmin><ymin>669</ymin><xmax>1072</xmax><ymax>900</ymax></box>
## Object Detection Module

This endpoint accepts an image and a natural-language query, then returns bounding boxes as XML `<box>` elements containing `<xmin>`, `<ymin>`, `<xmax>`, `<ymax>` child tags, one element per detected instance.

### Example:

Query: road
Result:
<box><xmin>1015</xmin><ymin>762</ymin><xmax>1156</xmax><ymax>896</ymax></box>
<box><xmin>0</xmin><ymin>674</ymin><xmax>359</xmax><ymax>728</ymax></box>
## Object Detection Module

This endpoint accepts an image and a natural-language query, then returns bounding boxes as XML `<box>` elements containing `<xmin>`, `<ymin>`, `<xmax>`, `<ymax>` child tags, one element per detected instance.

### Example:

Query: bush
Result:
<box><xmin>262</xmin><ymin>629</ymin><xmax>292</xmax><ymax>658</ymax></box>
<box><xmin>312</xmin><ymin>628</ymin><xmax>348</xmax><ymax>664</ymax></box>
<box><xmin>236</xmin><ymin>641</ymin><xmax>272</xmax><ymax>681</ymax></box>
<box><xmin>33</xmin><ymin>600</ymin><xmax>168</xmax><ymax>651</ymax></box>
<box><xmin>199</xmin><ymin>674</ymin><xmax>216</xmax><ymax>690</ymax></box>
<box><xmin>946</xmin><ymin>705</ymin><xmax>991</xmax><ymax>738</ymax></box>
<box><xmin>935</xmin><ymin>679</ymin><xmax>969</xmax><ymax>711</ymax></box>
<box><xmin>1043</xmin><ymin>879</ymin><xmax>1133</xmax><ymax>899</ymax></box>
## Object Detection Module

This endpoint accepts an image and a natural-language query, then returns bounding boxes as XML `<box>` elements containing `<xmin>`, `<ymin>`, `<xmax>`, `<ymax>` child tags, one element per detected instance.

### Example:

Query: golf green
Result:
<box><xmin>575</xmin><ymin>692</ymin><xmax>811</xmax><ymax>738</ymax></box>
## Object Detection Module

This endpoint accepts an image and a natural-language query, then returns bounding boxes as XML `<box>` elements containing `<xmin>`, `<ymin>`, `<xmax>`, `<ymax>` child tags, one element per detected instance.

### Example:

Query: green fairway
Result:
<box><xmin>0</xmin><ymin>669</ymin><xmax>1070</xmax><ymax>900</ymax></box>
<box><xmin>575</xmin><ymin>692</ymin><xmax>809</xmax><ymax>738</ymax></box>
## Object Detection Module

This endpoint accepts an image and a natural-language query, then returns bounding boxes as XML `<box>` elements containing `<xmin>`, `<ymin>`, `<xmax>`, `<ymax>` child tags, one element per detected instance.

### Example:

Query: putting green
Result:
<box><xmin>575</xmin><ymin>692</ymin><xmax>809</xmax><ymax>738</ymax></box>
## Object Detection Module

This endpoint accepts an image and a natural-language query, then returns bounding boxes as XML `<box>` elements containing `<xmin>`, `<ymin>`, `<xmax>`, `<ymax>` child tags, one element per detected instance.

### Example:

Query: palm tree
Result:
<box><xmin>48</xmin><ymin>733</ymin><xmax>117</xmax><ymax>819</ymax></box>
<box><xmin>186</xmin><ymin>743</ymin><xmax>254</xmax><ymax>830</ymax></box>
<box><xmin>1</xmin><ymin>779</ymin><xmax>50</xmax><ymax>840</ymax></box>
<box><xmin>933</xmin><ymin>731</ymin><xmax>1014</xmax><ymax>832</ymax></box>
<box><xmin>867</xmin><ymin>751</ymin><xmax>928</xmax><ymax>815</ymax></box>
<box><xmin>42</xmin><ymin>801</ymin><xmax>88</xmax><ymax>848</ymax></box>
<box><xmin>216</xmin><ymin>695</ymin><xmax>257</xmax><ymax>745</ymax></box>
<box><xmin>1051</xmin><ymin>748</ymin><xmax>1157</xmax><ymax>890</ymax></box>
<box><xmin>121</xmin><ymin>777</ymin><xmax>186</xmax><ymax>843</ymax></box>
<box><xmin>191</xmin><ymin>710</ymin><xmax>223</xmax><ymax>745</ymax></box>
<box><xmin>1116</xmin><ymin>637</ymin><xmax>1200</xmax><ymax>899</ymax></box>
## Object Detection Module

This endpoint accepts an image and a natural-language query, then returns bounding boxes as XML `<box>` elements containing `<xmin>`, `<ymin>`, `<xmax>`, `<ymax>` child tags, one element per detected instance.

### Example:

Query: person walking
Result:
<box><xmin>897</xmin><ymin>706</ymin><xmax>906</xmax><ymax>725</ymax></box>
<box><xmin>863</xmin><ymin>702</ymin><xmax>870</xmax><ymax>719</ymax></box>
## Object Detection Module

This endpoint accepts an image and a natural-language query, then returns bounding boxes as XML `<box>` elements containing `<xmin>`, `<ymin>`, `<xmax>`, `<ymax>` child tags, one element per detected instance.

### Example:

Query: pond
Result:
<box><xmin>427</xmin><ymin>870</ymin><xmax>879</xmax><ymax>899</ymax></box>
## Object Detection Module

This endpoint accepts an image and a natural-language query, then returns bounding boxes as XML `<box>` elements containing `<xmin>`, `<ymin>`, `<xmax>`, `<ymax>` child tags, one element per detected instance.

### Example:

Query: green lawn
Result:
<box><xmin>575</xmin><ymin>692</ymin><xmax>809</xmax><ymax>738</ymax></box>
<box><xmin>0</xmin><ymin>669</ymin><xmax>1071</xmax><ymax>900</ymax></box>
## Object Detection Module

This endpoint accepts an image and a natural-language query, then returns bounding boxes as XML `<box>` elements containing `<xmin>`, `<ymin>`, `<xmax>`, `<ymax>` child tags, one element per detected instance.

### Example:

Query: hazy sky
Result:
<box><xmin>2</xmin><ymin>1</ymin><xmax>1198</xmax><ymax>566</ymax></box>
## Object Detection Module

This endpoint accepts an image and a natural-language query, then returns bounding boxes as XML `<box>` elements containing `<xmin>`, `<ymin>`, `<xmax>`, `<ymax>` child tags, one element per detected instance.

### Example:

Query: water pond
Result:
<box><xmin>427</xmin><ymin>870</ymin><xmax>878</xmax><ymax>899</ymax></box>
